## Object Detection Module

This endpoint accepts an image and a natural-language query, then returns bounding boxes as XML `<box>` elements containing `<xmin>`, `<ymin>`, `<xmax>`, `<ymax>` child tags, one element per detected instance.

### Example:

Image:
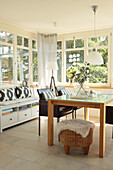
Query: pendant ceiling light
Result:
<box><xmin>86</xmin><ymin>5</ymin><xmax>104</xmax><ymax>65</ymax></box>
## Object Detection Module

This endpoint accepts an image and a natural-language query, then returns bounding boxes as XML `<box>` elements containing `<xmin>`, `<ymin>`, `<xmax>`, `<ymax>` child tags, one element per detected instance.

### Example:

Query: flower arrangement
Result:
<box><xmin>66</xmin><ymin>65</ymin><xmax>77</xmax><ymax>80</ymax></box>
<box><xmin>66</xmin><ymin>62</ymin><xmax>90</xmax><ymax>86</ymax></box>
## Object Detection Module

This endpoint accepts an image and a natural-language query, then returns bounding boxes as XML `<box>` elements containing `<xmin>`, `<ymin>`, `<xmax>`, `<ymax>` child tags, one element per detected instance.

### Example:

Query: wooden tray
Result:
<box><xmin>70</xmin><ymin>95</ymin><xmax>93</xmax><ymax>99</ymax></box>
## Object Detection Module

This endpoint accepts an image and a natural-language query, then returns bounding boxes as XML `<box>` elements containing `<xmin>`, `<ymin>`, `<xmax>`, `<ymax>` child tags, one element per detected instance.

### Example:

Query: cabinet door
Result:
<box><xmin>32</xmin><ymin>106</ymin><xmax>39</xmax><ymax>117</ymax></box>
<box><xmin>2</xmin><ymin>112</ymin><xmax>18</xmax><ymax>128</ymax></box>
<box><xmin>19</xmin><ymin>108</ymin><xmax>32</xmax><ymax>122</ymax></box>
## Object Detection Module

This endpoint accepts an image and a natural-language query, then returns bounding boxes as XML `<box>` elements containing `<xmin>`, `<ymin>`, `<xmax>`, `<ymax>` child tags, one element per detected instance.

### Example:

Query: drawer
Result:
<box><xmin>32</xmin><ymin>106</ymin><xmax>39</xmax><ymax>117</ymax></box>
<box><xmin>2</xmin><ymin>112</ymin><xmax>18</xmax><ymax>128</ymax></box>
<box><xmin>19</xmin><ymin>108</ymin><xmax>32</xmax><ymax>122</ymax></box>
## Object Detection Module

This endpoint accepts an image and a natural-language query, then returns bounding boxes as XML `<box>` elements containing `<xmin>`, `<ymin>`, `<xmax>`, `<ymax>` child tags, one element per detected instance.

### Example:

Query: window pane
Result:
<box><xmin>0</xmin><ymin>31</ymin><xmax>6</xmax><ymax>42</ymax></box>
<box><xmin>88</xmin><ymin>48</ymin><xmax>108</xmax><ymax>84</ymax></box>
<box><xmin>88</xmin><ymin>37</ymin><xmax>98</xmax><ymax>47</ymax></box>
<box><xmin>32</xmin><ymin>51</ymin><xmax>38</xmax><ymax>82</ymax></box>
<box><xmin>24</xmin><ymin>38</ymin><xmax>29</xmax><ymax>47</ymax></box>
<box><xmin>75</xmin><ymin>39</ymin><xmax>84</xmax><ymax>48</ymax></box>
<box><xmin>98</xmin><ymin>36</ymin><xmax>108</xmax><ymax>46</ymax></box>
<box><xmin>0</xmin><ymin>45</ymin><xmax>13</xmax><ymax>84</ymax></box>
<box><xmin>66</xmin><ymin>50</ymin><xmax>84</xmax><ymax>82</ymax></box>
<box><xmin>65</xmin><ymin>40</ymin><xmax>74</xmax><ymax>49</ymax></box>
<box><xmin>17</xmin><ymin>36</ymin><xmax>22</xmax><ymax>46</ymax></box>
<box><xmin>7</xmin><ymin>33</ymin><xmax>13</xmax><ymax>44</ymax></box>
<box><xmin>32</xmin><ymin>40</ymin><xmax>36</xmax><ymax>49</ymax></box>
<box><xmin>57</xmin><ymin>52</ymin><xmax>62</xmax><ymax>82</ymax></box>
<box><xmin>17</xmin><ymin>49</ymin><xmax>29</xmax><ymax>83</ymax></box>
<box><xmin>57</xmin><ymin>41</ymin><xmax>62</xmax><ymax>50</ymax></box>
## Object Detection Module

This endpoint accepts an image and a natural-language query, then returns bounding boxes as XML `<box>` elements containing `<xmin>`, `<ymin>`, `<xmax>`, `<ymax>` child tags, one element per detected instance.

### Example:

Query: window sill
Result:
<box><xmin>57</xmin><ymin>84</ymin><xmax>113</xmax><ymax>89</ymax></box>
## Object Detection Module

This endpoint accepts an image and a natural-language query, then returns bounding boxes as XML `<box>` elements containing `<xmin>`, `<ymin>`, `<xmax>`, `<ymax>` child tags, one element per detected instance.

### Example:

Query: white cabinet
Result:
<box><xmin>2</xmin><ymin>112</ymin><xmax>18</xmax><ymax>128</ymax></box>
<box><xmin>19</xmin><ymin>108</ymin><xmax>32</xmax><ymax>122</ymax></box>
<box><xmin>32</xmin><ymin>106</ymin><xmax>39</xmax><ymax>117</ymax></box>
<box><xmin>0</xmin><ymin>98</ymin><xmax>39</xmax><ymax>133</ymax></box>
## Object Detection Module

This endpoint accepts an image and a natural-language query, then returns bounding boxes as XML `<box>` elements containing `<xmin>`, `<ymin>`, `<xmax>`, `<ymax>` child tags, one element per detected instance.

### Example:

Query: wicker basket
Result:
<box><xmin>60</xmin><ymin>128</ymin><xmax>93</xmax><ymax>155</ymax></box>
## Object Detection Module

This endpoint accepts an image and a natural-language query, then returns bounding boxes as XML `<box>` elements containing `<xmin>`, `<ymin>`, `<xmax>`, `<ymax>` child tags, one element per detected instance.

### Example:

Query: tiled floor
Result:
<box><xmin>0</xmin><ymin>114</ymin><xmax>113</xmax><ymax>170</ymax></box>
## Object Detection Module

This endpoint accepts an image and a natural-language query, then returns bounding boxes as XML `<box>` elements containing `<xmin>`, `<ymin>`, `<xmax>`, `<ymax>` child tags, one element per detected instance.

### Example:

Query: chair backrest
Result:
<box><xmin>37</xmin><ymin>88</ymin><xmax>51</xmax><ymax>100</ymax></box>
<box><xmin>57</xmin><ymin>86</ymin><xmax>70</xmax><ymax>96</ymax></box>
<box><xmin>57</xmin><ymin>86</ymin><xmax>65</xmax><ymax>96</ymax></box>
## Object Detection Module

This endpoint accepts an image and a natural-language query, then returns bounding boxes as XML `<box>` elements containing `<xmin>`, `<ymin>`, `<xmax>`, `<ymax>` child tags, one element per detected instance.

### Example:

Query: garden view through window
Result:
<box><xmin>17</xmin><ymin>49</ymin><xmax>29</xmax><ymax>83</ymax></box>
<box><xmin>63</xmin><ymin>36</ymin><xmax>108</xmax><ymax>84</ymax></box>
<box><xmin>0</xmin><ymin>45</ymin><xmax>14</xmax><ymax>84</ymax></box>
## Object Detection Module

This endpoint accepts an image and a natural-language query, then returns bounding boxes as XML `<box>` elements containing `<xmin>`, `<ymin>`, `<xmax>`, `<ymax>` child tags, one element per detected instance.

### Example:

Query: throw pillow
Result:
<box><xmin>15</xmin><ymin>86</ymin><xmax>25</xmax><ymax>99</ymax></box>
<box><xmin>42</xmin><ymin>91</ymin><xmax>55</xmax><ymax>100</ymax></box>
<box><xmin>0</xmin><ymin>89</ymin><xmax>8</xmax><ymax>102</ymax></box>
<box><xmin>15</xmin><ymin>86</ymin><xmax>32</xmax><ymax>99</ymax></box>
<box><xmin>60</xmin><ymin>89</ymin><xmax>70</xmax><ymax>95</ymax></box>
<box><xmin>0</xmin><ymin>88</ymin><xmax>16</xmax><ymax>102</ymax></box>
<box><xmin>7</xmin><ymin>88</ymin><xmax>16</xmax><ymax>100</ymax></box>
<box><xmin>24</xmin><ymin>86</ymin><xmax>32</xmax><ymax>98</ymax></box>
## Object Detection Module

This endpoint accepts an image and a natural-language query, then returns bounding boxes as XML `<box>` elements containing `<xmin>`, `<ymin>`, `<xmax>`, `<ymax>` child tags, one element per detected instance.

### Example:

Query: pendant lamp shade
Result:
<box><xmin>86</xmin><ymin>48</ymin><xmax>104</xmax><ymax>65</ymax></box>
<box><xmin>86</xmin><ymin>5</ymin><xmax>104</xmax><ymax>65</ymax></box>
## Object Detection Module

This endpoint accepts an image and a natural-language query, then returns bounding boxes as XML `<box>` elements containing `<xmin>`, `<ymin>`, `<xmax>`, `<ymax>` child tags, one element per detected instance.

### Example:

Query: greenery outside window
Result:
<box><xmin>57</xmin><ymin>41</ymin><xmax>62</xmax><ymax>50</ymax></box>
<box><xmin>57</xmin><ymin>52</ymin><xmax>62</xmax><ymax>82</ymax></box>
<box><xmin>87</xmin><ymin>36</ymin><xmax>108</xmax><ymax>84</ymax></box>
<box><xmin>0</xmin><ymin>45</ymin><xmax>13</xmax><ymax>84</ymax></box>
<box><xmin>32</xmin><ymin>40</ymin><xmax>37</xmax><ymax>49</ymax></box>
<box><xmin>75</xmin><ymin>39</ymin><xmax>84</xmax><ymax>48</ymax></box>
<box><xmin>24</xmin><ymin>38</ymin><xmax>29</xmax><ymax>47</ymax></box>
<box><xmin>17</xmin><ymin>48</ymin><xmax>29</xmax><ymax>83</ymax></box>
<box><xmin>32</xmin><ymin>51</ymin><xmax>38</xmax><ymax>82</ymax></box>
<box><xmin>66</xmin><ymin>50</ymin><xmax>84</xmax><ymax>82</ymax></box>
<box><xmin>0</xmin><ymin>31</ymin><xmax>6</xmax><ymax>42</ymax></box>
<box><xmin>65</xmin><ymin>40</ymin><xmax>74</xmax><ymax>49</ymax></box>
<box><xmin>7</xmin><ymin>33</ymin><xmax>14</xmax><ymax>44</ymax></box>
<box><xmin>17</xmin><ymin>36</ymin><xmax>23</xmax><ymax>46</ymax></box>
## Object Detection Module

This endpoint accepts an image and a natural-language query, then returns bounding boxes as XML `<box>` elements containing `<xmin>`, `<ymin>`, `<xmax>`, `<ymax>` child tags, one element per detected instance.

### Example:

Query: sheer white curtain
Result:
<box><xmin>38</xmin><ymin>33</ymin><xmax>57</xmax><ymax>88</ymax></box>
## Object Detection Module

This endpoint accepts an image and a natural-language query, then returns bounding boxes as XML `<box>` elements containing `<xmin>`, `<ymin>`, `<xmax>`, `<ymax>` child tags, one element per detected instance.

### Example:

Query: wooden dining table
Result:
<box><xmin>48</xmin><ymin>93</ymin><xmax>113</xmax><ymax>158</ymax></box>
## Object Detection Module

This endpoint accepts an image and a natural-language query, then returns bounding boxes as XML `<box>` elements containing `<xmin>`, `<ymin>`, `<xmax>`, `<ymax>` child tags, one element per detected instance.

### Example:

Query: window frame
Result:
<box><xmin>57</xmin><ymin>30</ymin><xmax>111</xmax><ymax>87</ymax></box>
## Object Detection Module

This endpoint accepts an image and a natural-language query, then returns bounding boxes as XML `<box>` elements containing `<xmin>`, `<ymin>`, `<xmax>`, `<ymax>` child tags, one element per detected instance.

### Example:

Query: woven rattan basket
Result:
<box><xmin>60</xmin><ymin>128</ymin><xmax>93</xmax><ymax>155</ymax></box>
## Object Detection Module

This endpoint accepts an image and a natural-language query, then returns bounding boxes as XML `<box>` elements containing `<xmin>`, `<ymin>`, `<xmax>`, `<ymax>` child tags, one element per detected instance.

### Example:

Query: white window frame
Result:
<box><xmin>57</xmin><ymin>28</ymin><xmax>111</xmax><ymax>87</ymax></box>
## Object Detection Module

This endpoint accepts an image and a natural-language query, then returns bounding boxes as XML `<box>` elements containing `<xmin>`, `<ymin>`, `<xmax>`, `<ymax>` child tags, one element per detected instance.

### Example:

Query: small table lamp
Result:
<box><xmin>48</xmin><ymin>61</ymin><xmax>58</xmax><ymax>96</ymax></box>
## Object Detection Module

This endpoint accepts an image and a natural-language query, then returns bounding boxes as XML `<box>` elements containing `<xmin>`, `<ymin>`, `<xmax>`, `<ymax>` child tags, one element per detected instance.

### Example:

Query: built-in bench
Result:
<box><xmin>0</xmin><ymin>86</ymin><xmax>39</xmax><ymax>133</ymax></box>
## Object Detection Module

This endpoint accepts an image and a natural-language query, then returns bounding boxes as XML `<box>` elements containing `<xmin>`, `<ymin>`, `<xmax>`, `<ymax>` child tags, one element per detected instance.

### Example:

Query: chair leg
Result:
<box><xmin>112</xmin><ymin>126</ymin><xmax>113</xmax><ymax>139</ymax></box>
<box><xmin>57</xmin><ymin>118</ymin><xmax>60</xmax><ymax>123</ymax></box>
<box><xmin>72</xmin><ymin>110</ymin><xmax>74</xmax><ymax>119</ymax></box>
<box><xmin>84</xmin><ymin>145</ymin><xmax>90</xmax><ymax>155</ymax></box>
<box><xmin>39</xmin><ymin>116</ymin><xmax>40</xmax><ymax>136</ymax></box>
<box><xmin>57</xmin><ymin>118</ymin><xmax>60</xmax><ymax>141</ymax></box>
<box><xmin>64</xmin><ymin>145</ymin><xmax>70</xmax><ymax>154</ymax></box>
<box><xmin>75</xmin><ymin>110</ymin><xmax>76</xmax><ymax>119</ymax></box>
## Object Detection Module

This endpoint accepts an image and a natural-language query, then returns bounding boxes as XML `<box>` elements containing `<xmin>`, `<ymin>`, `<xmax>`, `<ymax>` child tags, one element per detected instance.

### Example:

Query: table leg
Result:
<box><xmin>48</xmin><ymin>100</ymin><xmax>54</xmax><ymax>146</ymax></box>
<box><xmin>84</xmin><ymin>107</ymin><xmax>89</xmax><ymax>120</ymax></box>
<box><xmin>99</xmin><ymin>104</ymin><xmax>106</xmax><ymax>158</ymax></box>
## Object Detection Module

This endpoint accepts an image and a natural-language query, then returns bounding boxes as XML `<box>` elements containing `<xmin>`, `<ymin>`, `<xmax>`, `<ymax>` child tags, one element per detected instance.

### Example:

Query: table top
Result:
<box><xmin>49</xmin><ymin>93</ymin><xmax>113</xmax><ymax>104</ymax></box>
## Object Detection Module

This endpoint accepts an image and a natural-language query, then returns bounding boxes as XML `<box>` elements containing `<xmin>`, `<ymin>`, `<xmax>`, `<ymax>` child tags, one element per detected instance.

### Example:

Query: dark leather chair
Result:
<box><xmin>37</xmin><ymin>88</ymin><xmax>74</xmax><ymax>136</ymax></box>
<box><xmin>57</xmin><ymin>86</ymin><xmax>81</xmax><ymax>119</ymax></box>
<box><xmin>106</xmin><ymin>106</ymin><xmax>113</xmax><ymax>138</ymax></box>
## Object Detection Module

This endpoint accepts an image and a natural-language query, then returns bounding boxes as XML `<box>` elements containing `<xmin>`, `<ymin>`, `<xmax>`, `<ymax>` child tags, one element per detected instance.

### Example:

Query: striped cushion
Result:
<box><xmin>42</xmin><ymin>91</ymin><xmax>55</xmax><ymax>100</ymax></box>
<box><xmin>60</xmin><ymin>89</ymin><xmax>70</xmax><ymax>95</ymax></box>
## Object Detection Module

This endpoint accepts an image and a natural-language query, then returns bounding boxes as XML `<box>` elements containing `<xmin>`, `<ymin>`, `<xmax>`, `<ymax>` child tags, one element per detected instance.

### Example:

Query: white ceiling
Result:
<box><xmin>0</xmin><ymin>0</ymin><xmax>113</xmax><ymax>34</ymax></box>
